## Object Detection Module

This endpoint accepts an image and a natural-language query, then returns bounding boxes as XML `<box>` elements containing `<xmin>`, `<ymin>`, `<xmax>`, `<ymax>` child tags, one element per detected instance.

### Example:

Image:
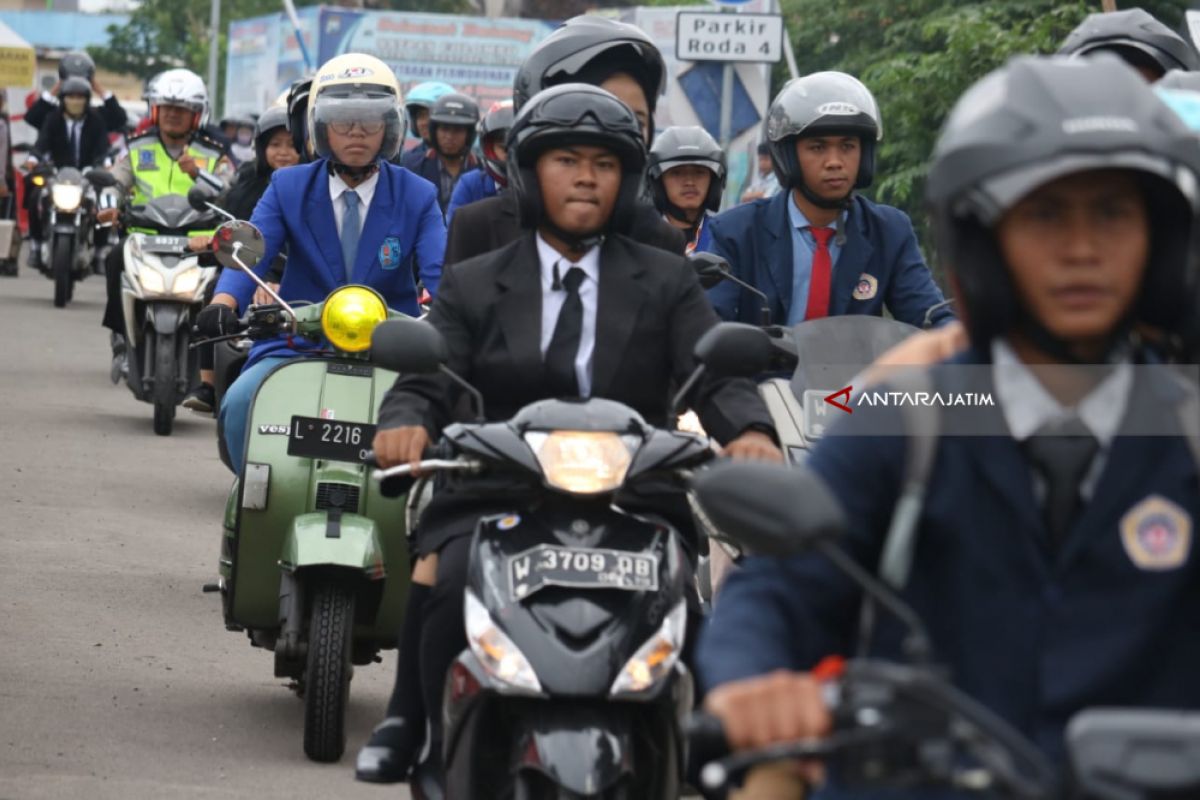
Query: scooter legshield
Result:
<box><xmin>280</xmin><ymin>511</ymin><xmax>386</xmax><ymax>579</ymax></box>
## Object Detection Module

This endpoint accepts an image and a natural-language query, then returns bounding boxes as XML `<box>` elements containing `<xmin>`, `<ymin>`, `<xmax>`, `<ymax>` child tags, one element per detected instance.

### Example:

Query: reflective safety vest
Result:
<box><xmin>127</xmin><ymin>134</ymin><xmax>225</xmax><ymax>207</ymax></box>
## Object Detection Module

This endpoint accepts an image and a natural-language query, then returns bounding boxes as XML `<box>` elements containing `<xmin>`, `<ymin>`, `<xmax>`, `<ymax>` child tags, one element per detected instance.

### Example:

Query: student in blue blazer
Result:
<box><xmin>698</xmin><ymin>56</ymin><xmax>1200</xmax><ymax>795</ymax></box>
<box><xmin>706</xmin><ymin>72</ymin><xmax>954</xmax><ymax>329</ymax></box>
<box><xmin>197</xmin><ymin>53</ymin><xmax>446</xmax><ymax>472</ymax></box>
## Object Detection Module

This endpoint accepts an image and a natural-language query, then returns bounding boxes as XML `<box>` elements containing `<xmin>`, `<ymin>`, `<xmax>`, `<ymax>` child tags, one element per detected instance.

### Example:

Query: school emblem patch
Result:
<box><xmin>137</xmin><ymin>148</ymin><xmax>158</xmax><ymax>170</ymax></box>
<box><xmin>1120</xmin><ymin>495</ymin><xmax>1191</xmax><ymax>570</ymax></box>
<box><xmin>378</xmin><ymin>237</ymin><xmax>402</xmax><ymax>270</ymax></box>
<box><xmin>852</xmin><ymin>273</ymin><xmax>878</xmax><ymax>301</ymax></box>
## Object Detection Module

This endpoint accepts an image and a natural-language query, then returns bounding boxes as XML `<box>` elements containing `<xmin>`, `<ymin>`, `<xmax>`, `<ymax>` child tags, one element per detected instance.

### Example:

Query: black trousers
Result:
<box><xmin>23</xmin><ymin>173</ymin><xmax>42</xmax><ymax>243</ymax></box>
<box><xmin>103</xmin><ymin>241</ymin><xmax>125</xmax><ymax>333</ymax></box>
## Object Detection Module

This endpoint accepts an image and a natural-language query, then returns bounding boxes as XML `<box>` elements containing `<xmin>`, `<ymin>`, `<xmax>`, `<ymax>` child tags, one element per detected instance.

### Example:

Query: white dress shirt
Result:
<box><xmin>328</xmin><ymin>170</ymin><xmax>378</xmax><ymax>239</ymax></box>
<box><xmin>536</xmin><ymin>233</ymin><xmax>601</xmax><ymax>397</ymax></box>
<box><xmin>991</xmin><ymin>339</ymin><xmax>1132</xmax><ymax>501</ymax></box>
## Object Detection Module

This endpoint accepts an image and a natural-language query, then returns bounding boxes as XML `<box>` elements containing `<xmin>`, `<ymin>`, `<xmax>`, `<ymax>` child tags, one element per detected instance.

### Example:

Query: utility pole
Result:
<box><xmin>207</xmin><ymin>0</ymin><xmax>220</xmax><ymax>115</ymax></box>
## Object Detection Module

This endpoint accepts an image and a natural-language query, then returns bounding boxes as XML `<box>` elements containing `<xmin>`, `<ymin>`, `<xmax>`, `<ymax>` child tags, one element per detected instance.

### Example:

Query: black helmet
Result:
<box><xmin>926</xmin><ymin>55</ymin><xmax>1200</xmax><ymax>354</ymax></box>
<box><xmin>253</xmin><ymin>105</ymin><xmax>290</xmax><ymax>174</ymax></box>
<box><xmin>647</xmin><ymin>126</ymin><xmax>726</xmax><ymax>220</ymax></box>
<box><xmin>58</xmin><ymin>51</ymin><xmax>95</xmax><ymax>82</ymax></box>
<box><xmin>764</xmin><ymin>72</ymin><xmax>882</xmax><ymax>209</ymax></box>
<box><xmin>1058</xmin><ymin>8</ymin><xmax>1199</xmax><ymax>77</ymax></box>
<box><xmin>286</xmin><ymin>77</ymin><xmax>313</xmax><ymax>162</ymax></box>
<box><xmin>479</xmin><ymin>99</ymin><xmax>515</xmax><ymax>185</ymax></box>
<box><xmin>507</xmin><ymin>84</ymin><xmax>646</xmax><ymax>243</ymax></box>
<box><xmin>428</xmin><ymin>93</ymin><xmax>481</xmax><ymax>154</ymax></box>
<box><xmin>59</xmin><ymin>76</ymin><xmax>91</xmax><ymax>99</ymax></box>
<box><xmin>513</xmin><ymin>16</ymin><xmax>665</xmax><ymax>122</ymax></box>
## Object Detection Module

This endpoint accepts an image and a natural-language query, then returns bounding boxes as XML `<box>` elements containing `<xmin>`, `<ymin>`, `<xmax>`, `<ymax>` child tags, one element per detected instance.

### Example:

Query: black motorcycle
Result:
<box><xmin>369</xmin><ymin>317</ymin><xmax>770</xmax><ymax>799</ymax></box>
<box><xmin>33</xmin><ymin>164</ymin><xmax>111</xmax><ymax>307</ymax></box>
<box><xmin>686</xmin><ymin>458</ymin><xmax>1200</xmax><ymax>800</ymax></box>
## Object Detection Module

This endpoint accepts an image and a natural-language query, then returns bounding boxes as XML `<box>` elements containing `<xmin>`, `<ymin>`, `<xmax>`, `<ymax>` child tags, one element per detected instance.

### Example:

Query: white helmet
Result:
<box><xmin>146</xmin><ymin>68</ymin><xmax>208</xmax><ymax>130</ymax></box>
<box><xmin>308</xmin><ymin>53</ymin><xmax>405</xmax><ymax>173</ymax></box>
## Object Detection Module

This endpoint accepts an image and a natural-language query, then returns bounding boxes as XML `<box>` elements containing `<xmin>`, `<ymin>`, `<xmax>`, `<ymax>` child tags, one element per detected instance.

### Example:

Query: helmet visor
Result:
<box><xmin>314</xmin><ymin>95</ymin><xmax>396</xmax><ymax>137</ymax></box>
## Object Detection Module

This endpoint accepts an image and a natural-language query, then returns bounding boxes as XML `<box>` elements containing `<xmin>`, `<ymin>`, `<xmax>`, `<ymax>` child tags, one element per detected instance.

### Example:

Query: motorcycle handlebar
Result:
<box><xmin>370</xmin><ymin>458</ymin><xmax>483</xmax><ymax>481</ymax></box>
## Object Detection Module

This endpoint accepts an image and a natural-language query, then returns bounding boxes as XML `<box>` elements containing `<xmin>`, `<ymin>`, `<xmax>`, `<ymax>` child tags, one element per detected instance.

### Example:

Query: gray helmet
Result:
<box><xmin>764</xmin><ymin>72</ymin><xmax>882</xmax><ymax>201</ymax></box>
<box><xmin>647</xmin><ymin>126</ymin><xmax>726</xmax><ymax>218</ymax></box>
<box><xmin>1058</xmin><ymin>8</ymin><xmax>1200</xmax><ymax>77</ymax></box>
<box><xmin>507</xmin><ymin>84</ymin><xmax>646</xmax><ymax>244</ymax></box>
<box><xmin>253</xmin><ymin>105</ymin><xmax>290</xmax><ymax>173</ymax></box>
<box><xmin>428</xmin><ymin>92</ymin><xmax>481</xmax><ymax>153</ymax></box>
<box><xmin>927</xmin><ymin>55</ymin><xmax>1200</xmax><ymax>352</ymax></box>
<box><xmin>59</xmin><ymin>76</ymin><xmax>91</xmax><ymax>100</ymax></box>
<box><xmin>58</xmin><ymin>51</ymin><xmax>95</xmax><ymax>81</ymax></box>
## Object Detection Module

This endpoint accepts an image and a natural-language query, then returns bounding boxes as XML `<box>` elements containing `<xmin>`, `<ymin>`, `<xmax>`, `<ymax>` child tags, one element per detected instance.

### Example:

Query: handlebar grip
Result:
<box><xmin>685</xmin><ymin>712</ymin><xmax>731</xmax><ymax>789</ymax></box>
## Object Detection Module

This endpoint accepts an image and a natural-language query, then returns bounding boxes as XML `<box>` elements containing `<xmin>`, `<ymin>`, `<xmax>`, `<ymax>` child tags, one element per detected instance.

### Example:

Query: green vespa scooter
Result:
<box><xmin>201</xmin><ymin>221</ymin><xmax>411</xmax><ymax>763</ymax></box>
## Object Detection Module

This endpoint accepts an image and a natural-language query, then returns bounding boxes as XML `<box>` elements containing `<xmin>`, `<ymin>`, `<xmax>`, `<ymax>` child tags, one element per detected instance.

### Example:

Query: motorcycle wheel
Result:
<box><xmin>514</xmin><ymin>773</ymin><xmax>629</xmax><ymax>800</ymax></box>
<box><xmin>51</xmin><ymin>235</ymin><xmax>71</xmax><ymax>308</ymax></box>
<box><xmin>152</xmin><ymin>332</ymin><xmax>177</xmax><ymax>437</ymax></box>
<box><xmin>302</xmin><ymin>582</ymin><xmax>355</xmax><ymax>763</ymax></box>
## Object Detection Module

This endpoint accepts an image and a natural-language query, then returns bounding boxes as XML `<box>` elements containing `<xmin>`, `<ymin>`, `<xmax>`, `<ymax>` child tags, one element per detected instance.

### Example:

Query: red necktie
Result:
<box><xmin>803</xmin><ymin>226</ymin><xmax>836</xmax><ymax>320</ymax></box>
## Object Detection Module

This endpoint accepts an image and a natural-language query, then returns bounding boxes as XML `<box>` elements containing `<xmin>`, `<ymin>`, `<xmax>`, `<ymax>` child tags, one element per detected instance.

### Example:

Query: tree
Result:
<box><xmin>774</xmin><ymin>0</ymin><xmax>1172</xmax><ymax>273</ymax></box>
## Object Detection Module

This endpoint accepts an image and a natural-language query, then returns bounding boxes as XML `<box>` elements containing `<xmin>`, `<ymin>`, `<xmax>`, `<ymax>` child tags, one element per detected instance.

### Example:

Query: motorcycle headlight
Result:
<box><xmin>523</xmin><ymin>431</ymin><xmax>636</xmax><ymax>495</ymax></box>
<box><xmin>51</xmin><ymin>184</ymin><xmax>83</xmax><ymax>211</ymax></box>
<box><xmin>171</xmin><ymin>266</ymin><xmax>202</xmax><ymax>297</ymax></box>
<box><xmin>610</xmin><ymin>600</ymin><xmax>686</xmax><ymax>696</ymax></box>
<box><xmin>135</xmin><ymin>266</ymin><xmax>166</xmax><ymax>295</ymax></box>
<box><xmin>321</xmin><ymin>285</ymin><xmax>388</xmax><ymax>353</ymax></box>
<box><xmin>465</xmin><ymin>590</ymin><xmax>542</xmax><ymax>693</ymax></box>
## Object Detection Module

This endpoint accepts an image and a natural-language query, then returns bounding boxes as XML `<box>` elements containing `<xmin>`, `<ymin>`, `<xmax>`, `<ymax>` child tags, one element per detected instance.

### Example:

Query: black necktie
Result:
<box><xmin>544</xmin><ymin>264</ymin><xmax>586</xmax><ymax>397</ymax></box>
<box><xmin>1021</xmin><ymin>416</ymin><xmax>1098</xmax><ymax>552</ymax></box>
<box><xmin>71</xmin><ymin>122</ymin><xmax>80</xmax><ymax>165</ymax></box>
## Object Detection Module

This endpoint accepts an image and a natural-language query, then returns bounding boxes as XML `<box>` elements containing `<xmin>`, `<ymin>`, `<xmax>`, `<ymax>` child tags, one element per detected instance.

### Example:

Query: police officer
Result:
<box><xmin>99</xmin><ymin>68</ymin><xmax>233</xmax><ymax>375</ymax></box>
<box><xmin>1059</xmin><ymin>7</ymin><xmax>1199</xmax><ymax>81</ymax></box>
<box><xmin>444</xmin><ymin>14</ymin><xmax>686</xmax><ymax>263</ymax></box>
<box><xmin>446</xmin><ymin>99</ymin><xmax>513</xmax><ymax>223</ymax></box>
<box><xmin>399</xmin><ymin>81</ymin><xmax>455</xmax><ymax>168</ymax></box>
<box><xmin>698</xmin><ymin>55</ymin><xmax>1200</xmax><ymax>795</ymax></box>
<box><xmin>356</xmin><ymin>84</ymin><xmax>782</xmax><ymax>784</ymax></box>
<box><xmin>706</xmin><ymin>72</ymin><xmax>953</xmax><ymax>329</ymax></box>
<box><xmin>23</xmin><ymin>76</ymin><xmax>112</xmax><ymax>271</ymax></box>
<box><xmin>407</xmin><ymin>92</ymin><xmax>480</xmax><ymax>214</ymax></box>
<box><xmin>647</xmin><ymin>125</ymin><xmax>726</xmax><ymax>254</ymax></box>
<box><xmin>197</xmin><ymin>53</ymin><xmax>446</xmax><ymax>472</ymax></box>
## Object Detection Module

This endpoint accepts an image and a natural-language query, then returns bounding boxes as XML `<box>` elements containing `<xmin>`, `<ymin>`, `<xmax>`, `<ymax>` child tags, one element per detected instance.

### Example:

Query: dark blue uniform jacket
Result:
<box><xmin>214</xmin><ymin>159</ymin><xmax>445</xmax><ymax>369</ymax></box>
<box><xmin>446</xmin><ymin>169</ymin><xmax>498</xmax><ymax>224</ymax></box>
<box><xmin>699</xmin><ymin>349</ymin><xmax>1200</xmax><ymax>771</ymax></box>
<box><xmin>705</xmin><ymin>192</ymin><xmax>954</xmax><ymax>329</ymax></box>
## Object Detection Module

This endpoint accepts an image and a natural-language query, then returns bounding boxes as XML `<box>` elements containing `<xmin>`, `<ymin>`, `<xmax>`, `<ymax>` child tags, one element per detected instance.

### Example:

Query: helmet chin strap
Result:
<box><xmin>795</xmin><ymin>182</ymin><xmax>852</xmax><ymax>245</ymax></box>
<box><xmin>1013</xmin><ymin>310</ymin><xmax>1134</xmax><ymax>366</ymax></box>
<box><xmin>330</xmin><ymin>161</ymin><xmax>379</xmax><ymax>182</ymax></box>
<box><xmin>540</xmin><ymin>218</ymin><xmax>605</xmax><ymax>258</ymax></box>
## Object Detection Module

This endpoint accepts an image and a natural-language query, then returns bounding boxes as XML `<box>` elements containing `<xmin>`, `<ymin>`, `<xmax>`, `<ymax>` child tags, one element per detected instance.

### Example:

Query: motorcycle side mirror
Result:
<box><xmin>1068</xmin><ymin>710</ymin><xmax>1200</xmax><ymax>800</ymax></box>
<box><xmin>688</xmin><ymin>251</ymin><xmax>732</xmax><ymax>290</ymax></box>
<box><xmin>370</xmin><ymin>316</ymin><xmax>449</xmax><ymax>374</ymax></box>
<box><xmin>86</xmin><ymin>170</ymin><xmax>117</xmax><ymax>188</ymax></box>
<box><xmin>690</xmin><ymin>461</ymin><xmax>846</xmax><ymax>556</ymax></box>
<box><xmin>695</xmin><ymin>322</ymin><xmax>771</xmax><ymax>378</ymax></box>
<box><xmin>213</xmin><ymin>220</ymin><xmax>265</xmax><ymax>271</ymax></box>
<box><xmin>187</xmin><ymin>183</ymin><xmax>217</xmax><ymax>212</ymax></box>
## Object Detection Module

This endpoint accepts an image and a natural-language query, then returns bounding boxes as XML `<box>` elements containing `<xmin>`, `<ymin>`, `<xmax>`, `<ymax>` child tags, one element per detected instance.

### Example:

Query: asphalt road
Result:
<box><xmin>0</xmin><ymin>263</ymin><xmax>408</xmax><ymax>799</ymax></box>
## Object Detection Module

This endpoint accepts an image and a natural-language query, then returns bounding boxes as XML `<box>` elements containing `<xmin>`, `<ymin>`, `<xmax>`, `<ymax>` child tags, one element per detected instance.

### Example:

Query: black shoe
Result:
<box><xmin>0</xmin><ymin>260</ymin><xmax>15</xmax><ymax>277</ymax></box>
<box><xmin>26</xmin><ymin>241</ymin><xmax>42</xmax><ymax>271</ymax></box>
<box><xmin>110</xmin><ymin>333</ymin><xmax>127</xmax><ymax>385</ymax></box>
<box><xmin>355</xmin><ymin>717</ymin><xmax>422</xmax><ymax>784</ymax></box>
<box><xmin>182</xmin><ymin>382</ymin><xmax>216</xmax><ymax>413</ymax></box>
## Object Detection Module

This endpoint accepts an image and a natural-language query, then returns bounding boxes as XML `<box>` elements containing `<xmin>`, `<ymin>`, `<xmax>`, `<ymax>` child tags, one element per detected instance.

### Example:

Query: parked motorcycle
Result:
<box><xmin>369</xmin><ymin>317</ymin><xmax>771</xmax><ymax>799</ymax></box>
<box><xmin>31</xmin><ymin>164</ymin><xmax>108</xmax><ymax>307</ymax></box>
<box><xmin>199</xmin><ymin>220</ymin><xmax>413</xmax><ymax>763</ymax></box>
<box><xmin>686</xmin><ymin>459</ymin><xmax>1200</xmax><ymax>800</ymax></box>
<box><xmin>115</xmin><ymin>188</ymin><xmax>221</xmax><ymax>434</ymax></box>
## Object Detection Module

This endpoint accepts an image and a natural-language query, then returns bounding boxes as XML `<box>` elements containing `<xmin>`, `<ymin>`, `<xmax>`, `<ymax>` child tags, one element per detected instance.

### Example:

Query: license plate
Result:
<box><xmin>287</xmin><ymin>415</ymin><xmax>375</xmax><ymax>463</ymax></box>
<box><xmin>508</xmin><ymin>545</ymin><xmax>659</xmax><ymax>600</ymax></box>
<box><xmin>141</xmin><ymin>235</ymin><xmax>188</xmax><ymax>253</ymax></box>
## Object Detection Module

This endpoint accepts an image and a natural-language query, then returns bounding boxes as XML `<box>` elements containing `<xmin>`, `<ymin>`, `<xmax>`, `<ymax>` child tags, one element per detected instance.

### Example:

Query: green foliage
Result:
<box><xmin>776</xmin><ymin>0</ymin><xmax>1100</xmax><ymax>271</ymax></box>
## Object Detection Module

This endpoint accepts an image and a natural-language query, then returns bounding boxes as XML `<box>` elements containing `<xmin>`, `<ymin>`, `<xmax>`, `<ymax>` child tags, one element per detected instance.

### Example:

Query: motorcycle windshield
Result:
<box><xmin>55</xmin><ymin>167</ymin><xmax>84</xmax><ymax>186</ymax></box>
<box><xmin>789</xmin><ymin>316</ymin><xmax>918</xmax><ymax>398</ymax></box>
<box><xmin>128</xmin><ymin>194</ymin><xmax>214</xmax><ymax>234</ymax></box>
<box><xmin>511</xmin><ymin>397</ymin><xmax>647</xmax><ymax>434</ymax></box>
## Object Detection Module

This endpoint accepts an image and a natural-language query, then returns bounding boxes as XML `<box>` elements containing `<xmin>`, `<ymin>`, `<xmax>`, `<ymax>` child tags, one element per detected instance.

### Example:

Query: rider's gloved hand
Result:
<box><xmin>196</xmin><ymin>303</ymin><xmax>239</xmax><ymax>338</ymax></box>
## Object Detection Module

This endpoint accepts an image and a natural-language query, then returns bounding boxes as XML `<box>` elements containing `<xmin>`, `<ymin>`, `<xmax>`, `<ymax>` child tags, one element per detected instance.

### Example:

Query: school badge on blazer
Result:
<box><xmin>852</xmin><ymin>273</ymin><xmax>878</xmax><ymax>301</ymax></box>
<box><xmin>378</xmin><ymin>237</ymin><xmax>402</xmax><ymax>270</ymax></box>
<box><xmin>1120</xmin><ymin>495</ymin><xmax>1192</xmax><ymax>570</ymax></box>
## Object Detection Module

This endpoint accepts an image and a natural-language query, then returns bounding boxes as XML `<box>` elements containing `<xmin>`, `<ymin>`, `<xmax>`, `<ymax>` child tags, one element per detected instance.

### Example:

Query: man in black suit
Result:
<box><xmin>355</xmin><ymin>84</ymin><xmax>781</xmax><ymax>783</ymax></box>
<box><xmin>443</xmin><ymin>14</ymin><xmax>685</xmax><ymax>264</ymax></box>
<box><xmin>23</xmin><ymin>76</ymin><xmax>111</xmax><ymax>270</ymax></box>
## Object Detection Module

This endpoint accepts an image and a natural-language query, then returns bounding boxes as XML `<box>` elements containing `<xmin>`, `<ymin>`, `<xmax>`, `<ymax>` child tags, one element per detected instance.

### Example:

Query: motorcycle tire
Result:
<box><xmin>152</xmin><ymin>332</ymin><xmax>177</xmax><ymax>437</ymax></box>
<box><xmin>51</xmin><ymin>235</ymin><xmax>71</xmax><ymax>308</ymax></box>
<box><xmin>302</xmin><ymin>583</ymin><xmax>355</xmax><ymax>763</ymax></box>
<box><xmin>514</xmin><ymin>772</ymin><xmax>628</xmax><ymax>800</ymax></box>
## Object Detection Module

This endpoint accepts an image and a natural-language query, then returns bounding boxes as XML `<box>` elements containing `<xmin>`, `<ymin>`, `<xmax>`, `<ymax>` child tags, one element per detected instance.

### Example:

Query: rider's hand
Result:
<box><xmin>253</xmin><ymin>282</ymin><xmax>279</xmax><ymax>306</ymax></box>
<box><xmin>22</xmin><ymin>159</ymin><xmax>36</xmax><ymax>173</ymax></box>
<box><xmin>195</xmin><ymin>303</ymin><xmax>239</xmax><ymax>338</ymax></box>
<box><xmin>177</xmin><ymin>153</ymin><xmax>200</xmax><ymax>179</ymax></box>
<box><xmin>96</xmin><ymin>207</ymin><xmax>120</xmax><ymax>225</ymax></box>
<box><xmin>722</xmin><ymin>430</ymin><xmax>784</xmax><ymax>463</ymax></box>
<box><xmin>187</xmin><ymin>235</ymin><xmax>212</xmax><ymax>253</ymax></box>
<box><xmin>705</xmin><ymin>670</ymin><xmax>832</xmax><ymax>752</ymax></box>
<box><xmin>90</xmin><ymin>77</ymin><xmax>104</xmax><ymax>96</ymax></box>
<box><xmin>373</xmin><ymin>426</ymin><xmax>430</xmax><ymax>471</ymax></box>
<box><xmin>0</xmin><ymin>184</ymin><xmax>10</xmax><ymax>199</ymax></box>
<box><xmin>857</xmin><ymin>320</ymin><xmax>968</xmax><ymax>388</ymax></box>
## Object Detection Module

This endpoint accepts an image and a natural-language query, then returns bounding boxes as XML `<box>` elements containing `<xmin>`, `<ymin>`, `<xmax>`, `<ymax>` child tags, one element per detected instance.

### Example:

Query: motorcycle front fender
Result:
<box><xmin>279</xmin><ymin>511</ymin><xmax>385</xmax><ymax>578</ymax></box>
<box><xmin>147</xmin><ymin>302</ymin><xmax>189</xmax><ymax>336</ymax></box>
<box><xmin>516</xmin><ymin>704</ymin><xmax>637</xmax><ymax>795</ymax></box>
